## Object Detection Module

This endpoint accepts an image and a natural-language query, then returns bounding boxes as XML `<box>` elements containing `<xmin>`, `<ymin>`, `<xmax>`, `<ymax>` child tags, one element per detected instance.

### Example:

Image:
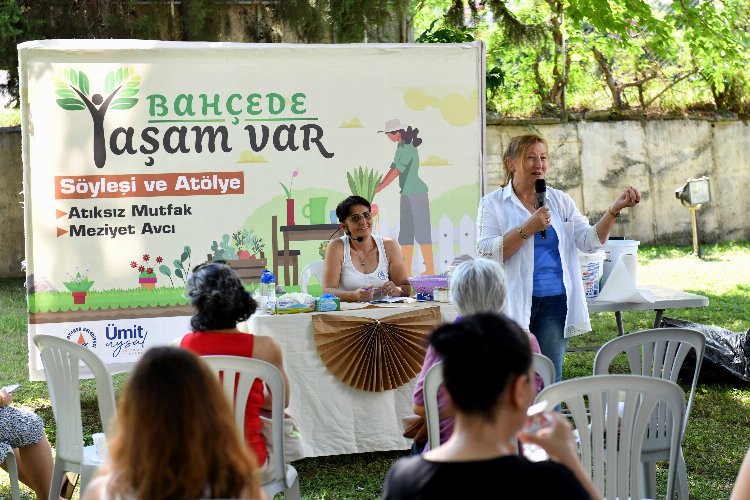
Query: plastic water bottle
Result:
<box><xmin>260</xmin><ymin>270</ymin><xmax>276</xmax><ymax>314</ymax></box>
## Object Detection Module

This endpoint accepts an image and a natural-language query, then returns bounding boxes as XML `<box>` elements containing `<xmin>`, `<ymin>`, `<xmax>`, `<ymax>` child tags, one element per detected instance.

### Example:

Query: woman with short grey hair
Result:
<box><xmin>410</xmin><ymin>258</ymin><xmax>542</xmax><ymax>453</ymax></box>
<box><xmin>449</xmin><ymin>258</ymin><xmax>507</xmax><ymax>315</ymax></box>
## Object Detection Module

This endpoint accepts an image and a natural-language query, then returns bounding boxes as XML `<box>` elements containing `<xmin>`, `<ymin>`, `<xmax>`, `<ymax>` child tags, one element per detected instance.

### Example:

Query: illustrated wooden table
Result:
<box><xmin>271</xmin><ymin>215</ymin><xmax>343</xmax><ymax>286</ymax></box>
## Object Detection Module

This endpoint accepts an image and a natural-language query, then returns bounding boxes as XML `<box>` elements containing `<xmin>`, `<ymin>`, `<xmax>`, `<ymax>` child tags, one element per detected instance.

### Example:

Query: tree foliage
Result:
<box><xmin>1</xmin><ymin>0</ymin><xmax>748</xmax><ymax>117</ymax></box>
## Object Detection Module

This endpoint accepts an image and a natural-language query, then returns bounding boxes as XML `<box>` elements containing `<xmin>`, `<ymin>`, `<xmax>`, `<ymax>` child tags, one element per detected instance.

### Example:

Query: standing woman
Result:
<box><xmin>375</xmin><ymin>119</ymin><xmax>435</xmax><ymax>276</ymax></box>
<box><xmin>476</xmin><ymin>134</ymin><xmax>640</xmax><ymax>382</ymax></box>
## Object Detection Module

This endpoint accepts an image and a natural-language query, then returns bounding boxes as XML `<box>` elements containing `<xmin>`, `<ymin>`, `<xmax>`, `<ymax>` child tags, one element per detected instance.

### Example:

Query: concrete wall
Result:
<box><xmin>486</xmin><ymin>119</ymin><xmax>750</xmax><ymax>245</ymax></box>
<box><xmin>1</xmin><ymin>119</ymin><xmax>747</xmax><ymax>277</ymax></box>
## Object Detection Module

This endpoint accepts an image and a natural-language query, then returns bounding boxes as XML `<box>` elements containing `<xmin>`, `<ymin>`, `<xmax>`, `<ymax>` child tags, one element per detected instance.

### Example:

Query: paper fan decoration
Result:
<box><xmin>312</xmin><ymin>306</ymin><xmax>441</xmax><ymax>392</ymax></box>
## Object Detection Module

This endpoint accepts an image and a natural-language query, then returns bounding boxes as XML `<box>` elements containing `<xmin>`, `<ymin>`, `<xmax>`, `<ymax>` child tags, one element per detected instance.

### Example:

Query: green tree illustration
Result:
<box><xmin>54</xmin><ymin>67</ymin><xmax>141</xmax><ymax>168</ymax></box>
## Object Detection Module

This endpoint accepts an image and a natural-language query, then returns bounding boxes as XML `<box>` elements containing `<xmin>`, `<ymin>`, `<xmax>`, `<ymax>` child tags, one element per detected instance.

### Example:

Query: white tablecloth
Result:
<box><xmin>247</xmin><ymin>302</ymin><xmax>457</xmax><ymax>457</ymax></box>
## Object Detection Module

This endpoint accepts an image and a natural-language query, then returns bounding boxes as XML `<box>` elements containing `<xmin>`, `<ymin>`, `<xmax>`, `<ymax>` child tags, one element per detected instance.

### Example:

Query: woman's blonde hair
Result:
<box><xmin>106</xmin><ymin>347</ymin><xmax>260</xmax><ymax>500</ymax></box>
<box><xmin>502</xmin><ymin>134</ymin><xmax>548</xmax><ymax>186</ymax></box>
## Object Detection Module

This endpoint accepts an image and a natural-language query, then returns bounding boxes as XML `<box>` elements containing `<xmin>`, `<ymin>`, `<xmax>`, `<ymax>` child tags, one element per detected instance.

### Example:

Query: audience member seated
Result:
<box><xmin>411</xmin><ymin>258</ymin><xmax>542</xmax><ymax>452</ymax></box>
<box><xmin>322</xmin><ymin>195</ymin><xmax>410</xmax><ymax>302</ymax></box>
<box><xmin>383</xmin><ymin>313</ymin><xmax>598</xmax><ymax>500</ymax></box>
<box><xmin>82</xmin><ymin>347</ymin><xmax>264</xmax><ymax>500</ymax></box>
<box><xmin>176</xmin><ymin>262</ymin><xmax>290</xmax><ymax>478</ymax></box>
<box><xmin>0</xmin><ymin>387</ymin><xmax>60</xmax><ymax>500</ymax></box>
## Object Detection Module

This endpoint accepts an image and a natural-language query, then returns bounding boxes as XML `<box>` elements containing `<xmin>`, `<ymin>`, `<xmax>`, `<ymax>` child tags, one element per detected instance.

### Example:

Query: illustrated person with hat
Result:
<box><xmin>375</xmin><ymin>118</ymin><xmax>435</xmax><ymax>276</ymax></box>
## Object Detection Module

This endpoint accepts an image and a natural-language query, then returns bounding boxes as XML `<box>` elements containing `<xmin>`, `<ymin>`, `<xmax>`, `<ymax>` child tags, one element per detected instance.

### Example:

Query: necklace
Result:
<box><xmin>512</xmin><ymin>183</ymin><xmax>537</xmax><ymax>213</ymax></box>
<box><xmin>351</xmin><ymin>243</ymin><xmax>370</xmax><ymax>266</ymax></box>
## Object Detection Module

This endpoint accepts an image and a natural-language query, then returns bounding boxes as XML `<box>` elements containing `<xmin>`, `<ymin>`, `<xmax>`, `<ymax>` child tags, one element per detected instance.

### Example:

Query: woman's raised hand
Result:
<box><xmin>613</xmin><ymin>186</ymin><xmax>641</xmax><ymax>212</ymax></box>
<box><xmin>518</xmin><ymin>412</ymin><xmax>577</xmax><ymax>464</ymax></box>
<box><xmin>528</xmin><ymin>206</ymin><xmax>552</xmax><ymax>235</ymax></box>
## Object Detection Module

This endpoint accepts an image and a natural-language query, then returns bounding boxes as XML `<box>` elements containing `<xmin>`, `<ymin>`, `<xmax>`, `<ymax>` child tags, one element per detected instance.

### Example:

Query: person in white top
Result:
<box><xmin>323</xmin><ymin>195</ymin><xmax>410</xmax><ymax>302</ymax></box>
<box><xmin>476</xmin><ymin>134</ymin><xmax>641</xmax><ymax>382</ymax></box>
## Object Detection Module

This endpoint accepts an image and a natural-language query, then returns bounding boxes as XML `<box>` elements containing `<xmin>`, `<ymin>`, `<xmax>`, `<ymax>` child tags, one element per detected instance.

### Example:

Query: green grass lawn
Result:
<box><xmin>2</xmin><ymin>242</ymin><xmax>750</xmax><ymax>499</ymax></box>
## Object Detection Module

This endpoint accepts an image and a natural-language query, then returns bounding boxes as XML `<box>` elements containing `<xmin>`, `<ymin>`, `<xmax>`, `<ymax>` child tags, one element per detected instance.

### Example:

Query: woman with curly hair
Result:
<box><xmin>82</xmin><ymin>347</ymin><xmax>264</xmax><ymax>500</ymax></box>
<box><xmin>176</xmin><ymin>262</ymin><xmax>290</xmax><ymax>476</ymax></box>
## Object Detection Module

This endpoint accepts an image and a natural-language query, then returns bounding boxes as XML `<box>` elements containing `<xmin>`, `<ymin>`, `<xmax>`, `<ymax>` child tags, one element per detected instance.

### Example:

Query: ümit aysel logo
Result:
<box><xmin>54</xmin><ymin>67</ymin><xmax>141</xmax><ymax>168</ymax></box>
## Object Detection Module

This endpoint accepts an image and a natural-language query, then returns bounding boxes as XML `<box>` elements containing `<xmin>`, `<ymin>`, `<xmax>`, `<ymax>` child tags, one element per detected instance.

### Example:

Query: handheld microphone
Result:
<box><xmin>535</xmin><ymin>179</ymin><xmax>547</xmax><ymax>239</ymax></box>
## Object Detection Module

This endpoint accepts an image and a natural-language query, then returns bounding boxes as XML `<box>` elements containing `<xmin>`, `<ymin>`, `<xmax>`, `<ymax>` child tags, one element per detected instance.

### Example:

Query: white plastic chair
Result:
<box><xmin>533</xmin><ymin>352</ymin><xmax>556</xmax><ymax>390</ymax></box>
<box><xmin>536</xmin><ymin>374</ymin><xmax>685</xmax><ymax>500</ymax></box>
<box><xmin>2</xmin><ymin>448</ymin><xmax>20</xmax><ymax>500</ymax></box>
<box><xmin>424</xmin><ymin>355</ymin><xmax>554</xmax><ymax>449</ymax></box>
<box><xmin>594</xmin><ymin>327</ymin><xmax>705</xmax><ymax>499</ymax></box>
<box><xmin>300</xmin><ymin>261</ymin><xmax>324</xmax><ymax>295</ymax></box>
<box><xmin>423</xmin><ymin>361</ymin><xmax>444</xmax><ymax>450</ymax></box>
<box><xmin>33</xmin><ymin>334</ymin><xmax>116</xmax><ymax>500</ymax></box>
<box><xmin>202</xmin><ymin>356</ymin><xmax>300</xmax><ymax>500</ymax></box>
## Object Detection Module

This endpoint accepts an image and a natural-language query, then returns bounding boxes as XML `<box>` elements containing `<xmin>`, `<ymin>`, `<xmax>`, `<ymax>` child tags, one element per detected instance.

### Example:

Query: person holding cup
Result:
<box><xmin>382</xmin><ymin>313</ymin><xmax>598</xmax><ymax>500</ymax></box>
<box><xmin>322</xmin><ymin>195</ymin><xmax>410</xmax><ymax>302</ymax></box>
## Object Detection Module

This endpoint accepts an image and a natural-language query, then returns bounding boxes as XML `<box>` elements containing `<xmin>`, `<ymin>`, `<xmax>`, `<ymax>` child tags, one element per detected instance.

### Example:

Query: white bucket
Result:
<box><xmin>578</xmin><ymin>250</ymin><xmax>605</xmax><ymax>298</ymax></box>
<box><xmin>602</xmin><ymin>239</ymin><xmax>640</xmax><ymax>286</ymax></box>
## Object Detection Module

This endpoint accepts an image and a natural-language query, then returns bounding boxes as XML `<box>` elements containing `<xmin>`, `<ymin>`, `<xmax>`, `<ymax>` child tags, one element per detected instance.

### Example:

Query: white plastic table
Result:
<box><xmin>574</xmin><ymin>285</ymin><xmax>710</xmax><ymax>351</ymax></box>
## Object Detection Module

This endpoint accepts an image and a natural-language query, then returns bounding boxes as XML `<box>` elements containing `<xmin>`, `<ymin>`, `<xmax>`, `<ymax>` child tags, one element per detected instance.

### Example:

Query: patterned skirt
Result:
<box><xmin>0</xmin><ymin>406</ymin><xmax>45</xmax><ymax>463</ymax></box>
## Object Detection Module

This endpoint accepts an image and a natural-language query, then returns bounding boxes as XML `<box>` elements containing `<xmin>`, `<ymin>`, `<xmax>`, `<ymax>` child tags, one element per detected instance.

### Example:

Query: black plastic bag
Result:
<box><xmin>661</xmin><ymin>317</ymin><xmax>750</xmax><ymax>384</ymax></box>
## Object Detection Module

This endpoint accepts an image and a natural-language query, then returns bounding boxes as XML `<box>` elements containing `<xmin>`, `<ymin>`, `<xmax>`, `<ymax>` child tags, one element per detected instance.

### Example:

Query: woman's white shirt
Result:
<box><xmin>338</xmin><ymin>234</ymin><xmax>390</xmax><ymax>291</ymax></box>
<box><xmin>476</xmin><ymin>183</ymin><xmax>604</xmax><ymax>337</ymax></box>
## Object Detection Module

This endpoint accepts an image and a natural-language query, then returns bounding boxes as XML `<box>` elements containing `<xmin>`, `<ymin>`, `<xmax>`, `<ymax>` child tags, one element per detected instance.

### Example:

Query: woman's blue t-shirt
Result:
<box><xmin>533</xmin><ymin>225</ymin><xmax>565</xmax><ymax>297</ymax></box>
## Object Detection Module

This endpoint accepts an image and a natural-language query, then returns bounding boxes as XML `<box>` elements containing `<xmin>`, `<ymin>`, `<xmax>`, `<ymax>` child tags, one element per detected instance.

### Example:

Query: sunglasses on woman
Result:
<box><xmin>348</xmin><ymin>211</ymin><xmax>372</xmax><ymax>223</ymax></box>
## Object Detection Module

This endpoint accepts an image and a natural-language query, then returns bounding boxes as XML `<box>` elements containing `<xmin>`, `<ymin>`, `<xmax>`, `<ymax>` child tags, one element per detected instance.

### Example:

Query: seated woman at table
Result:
<box><xmin>175</xmin><ymin>262</ymin><xmax>290</xmax><ymax>476</ymax></box>
<box><xmin>322</xmin><ymin>195</ymin><xmax>410</xmax><ymax>302</ymax></box>
<box><xmin>83</xmin><ymin>347</ymin><xmax>264</xmax><ymax>500</ymax></box>
<box><xmin>411</xmin><ymin>258</ymin><xmax>542</xmax><ymax>452</ymax></box>
<box><xmin>382</xmin><ymin>313</ymin><xmax>598</xmax><ymax>500</ymax></box>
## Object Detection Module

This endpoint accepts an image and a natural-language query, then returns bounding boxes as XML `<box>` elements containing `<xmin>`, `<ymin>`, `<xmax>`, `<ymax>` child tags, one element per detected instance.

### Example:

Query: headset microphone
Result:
<box><xmin>342</xmin><ymin>229</ymin><xmax>364</xmax><ymax>243</ymax></box>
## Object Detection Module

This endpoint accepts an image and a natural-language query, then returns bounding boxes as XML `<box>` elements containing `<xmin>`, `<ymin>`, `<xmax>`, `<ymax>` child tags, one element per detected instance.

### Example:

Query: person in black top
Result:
<box><xmin>382</xmin><ymin>313</ymin><xmax>599</xmax><ymax>500</ymax></box>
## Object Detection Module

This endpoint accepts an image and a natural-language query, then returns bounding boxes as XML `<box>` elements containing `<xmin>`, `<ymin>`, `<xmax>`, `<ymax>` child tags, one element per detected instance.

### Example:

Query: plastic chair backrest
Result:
<box><xmin>536</xmin><ymin>374</ymin><xmax>685</xmax><ymax>500</ymax></box>
<box><xmin>33</xmin><ymin>335</ymin><xmax>116</xmax><ymax>463</ymax></box>
<box><xmin>423</xmin><ymin>361</ymin><xmax>444</xmax><ymax>449</ymax></box>
<box><xmin>300</xmin><ymin>261</ymin><xmax>325</xmax><ymax>295</ymax></box>
<box><xmin>593</xmin><ymin>327</ymin><xmax>705</xmax><ymax>439</ymax></box>
<box><xmin>201</xmin><ymin>356</ymin><xmax>288</xmax><ymax>490</ymax></box>
<box><xmin>532</xmin><ymin>352</ymin><xmax>555</xmax><ymax>389</ymax></box>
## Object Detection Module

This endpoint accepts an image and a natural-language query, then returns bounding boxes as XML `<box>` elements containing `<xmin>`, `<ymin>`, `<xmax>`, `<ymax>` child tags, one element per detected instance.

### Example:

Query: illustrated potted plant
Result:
<box><xmin>347</xmin><ymin>166</ymin><xmax>383</xmax><ymax>216</ymax></box>
<box><xmin>279</xmin><ymin>169</ymin><xmax>300</xmax><ymax>226</ymax></box>
<box><xmin>250</xmin><ymin>232</ymin><xmax>265</xmax><ymax>260</ymax></box>
<box><xmin>232</xmin><ymin>230</ymin><xmax>252</xmax><ymax>259</ymax></box>
<box><xmin>131</xmin><ymin>254</ymin><xmax>162</xmax><ymax>289</ymax></box>
<box><xmin>63</xmin><ymin>269</ymin><xmax>94</xmax><ymax>304</ymax></box>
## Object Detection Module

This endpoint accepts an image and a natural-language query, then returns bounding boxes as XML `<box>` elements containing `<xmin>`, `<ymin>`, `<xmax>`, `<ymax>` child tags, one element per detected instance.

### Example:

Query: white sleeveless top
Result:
<box><xmin>339</xmin><ymin>235</ymin><xmax>390</xmax><ymax>291</ymax></box>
